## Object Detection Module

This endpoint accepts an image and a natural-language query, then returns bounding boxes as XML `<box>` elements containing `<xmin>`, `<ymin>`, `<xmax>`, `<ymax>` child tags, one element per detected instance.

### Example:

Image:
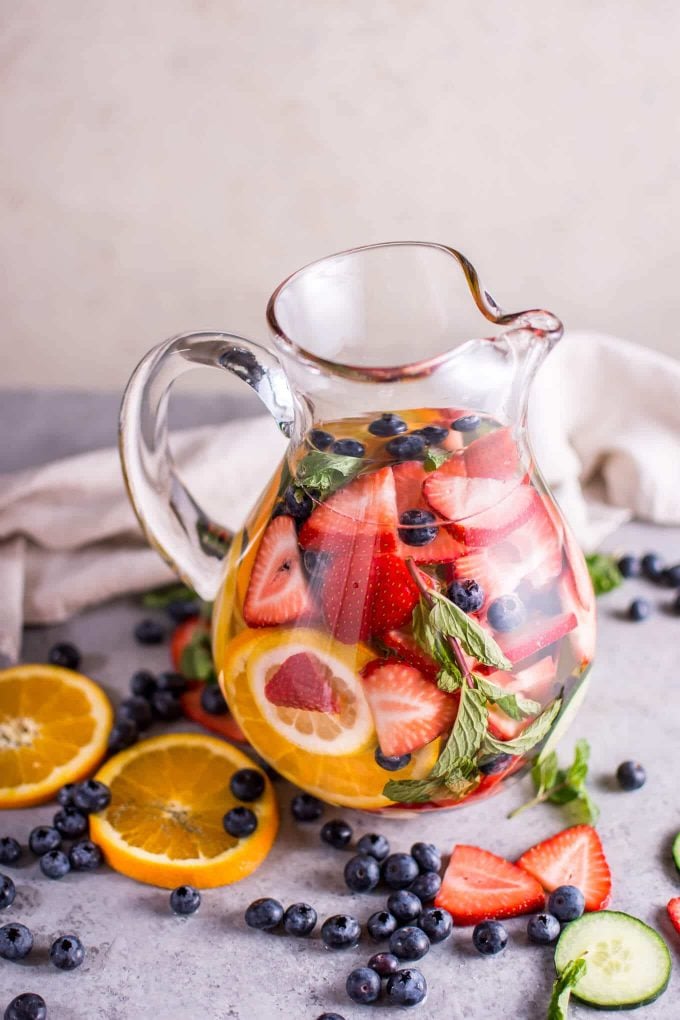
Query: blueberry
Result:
<box><xmin>245</xmin><ymin>897</ymin><xmax>284</xmax><ymax>930</ymax></box>
<box><xmin>320</xmin><ymin>819</ymin><xmax>353</xmax><ymax>849</ymax></box>
<box><xmin>166</xmin><ymin>599</ymin><xmax>200</xmax><ymax>623</ymax></box>
<box><xmin>315</xmin><ymin>1015</ymin><xmax>345</xmax><ymax>1020</ymax></box>
<box><xmin>409</xmin><ymin>871</ymin><xmax>441</xmax><ymax>902</ymax></box>
<box><xmin>389</xmin><ymin>925</ymin><xmax>430</xmax><ymax>961</ymax></box>
<box><xmin>478</xmin><ymin>752</ymin><xmax>513</xmax><ymax>775</ymax></box>
<box><xmin>199</xmin><ymin>685</ymin><xmax>228</xmax><ymax>716</ymax></box>
<box><xmin>412</xmin><ymin>425</ymin><xmax>449</xmax><ymax>445</ymax></box>
<box><xmin>223</xmin><ymin>807</ymin><xmax>257</xmax><ymax>838</ymax></box>
<box><xmin>417</xmin><ymin>906</ymin><xmax>453</xmax><ymax>943</ymax></box>
<box><xmin>641</xmin><ymin>552</ymin><xmax>664</xmax><ymax>580</ymax></box>
<box><xmin>472</xmin><ymin>919</ymin><xmax>508</xmax><ymax>955</ymax></box>
<box><xmin>374</xmin><ymin>747</ymin><xmax>411</xmax><ymax>772</ymax></box>
<box><xmin>616</xmin><ymin>760</ymin><xmax>646</xmax><ymax>791</ymax></box>
<box><xmin>129</xmin><ymin>669</ymin><xmax>157</xmax><ymax>698</ymax></box>
<box><xmin>320</xmin><ymin>914</ymin><xmax>361</xmax><ymax>949</ymax></box>
<box><xmin>527</xmin><ymin>912</ymin><xmax>561</xmax><ymax>944</ymax></box>
<box><xmin>368</xmin><ymin>951</ymin><xmax>400</xmax><ymax>977</ymax></box>
<box><xmin>48</xmin><ymin>641</ymin><xmax>81</xmax><ymax>670</ymax></box>
<box><xmin>0</xmin><ymin>923</ymin><xmax>33</xmax><ymax>960</ymax></box>
<box><xmin>134</xmin><ymin>618</ymin><xmax>165</xmax><ymax>644</ymax></box>
<box><xmin>628</xmin><ymin>598</ymin><xmax>651</xmax><ymax>622</ymax></box>
<box><xmin>548</xmin><ymin>885</ymin><xmax>585</xmax><ymax>922</ymax></box>
<box><xmin>344</xmin><ymin>854</ymin><xmax>381</xmax><ymax>893</ymax></box>
<box><xmin>117</xmin><ymin>695</ymin><xmax>153</xmax><ymax>731</ymax></box>
<box><xmin>150</xmin><ymin>690</ymin><xmax>183</xmax><ymax>721</ymax></box>
<box><xmin>0</xmin><ymin>838</ymin><xmax>22</xmax><ymax>866</ymax></box>
<box><xmin>156</xmin><ymin>671</ymin><xmax>187</xmax><ymax>696</ymax></box>
<box><xmin>303</xmin><ymin>549</ymin><xmax>330</xmax><ymax>577</ymax></box>
<box><xmin>662</xmin><ymin>564</ymin><xmax>680</xmax><ymax>587</ymax></box>
<box><xmin>57</xmin><ymin>782</ymin><xmax>79</xmax><ymax>808</ymax></box>
<box><xmin>385</xmin><ymin>434</ymin><xmax>426</xmax><ymax>460</ymax></box>
<box><xmin>73</xmin><ymin>780</ymin><xmax>111</xmax><ymax>813</ymax></box>
<box><xmin>0</xmin><ymin>874</ymin><xmax>16</xmax><ymax>909</ymax></box>
<box><xmin>356</xmin><ymin>833</ymin><xmax>390</xmax><ymax>862</ymax></box>
<box><xmin>382</xmin><ymin>853</ymin><xmax>419</xmax><ymax>889</ymax></box>
<box><xmin>674</xmin><ymin>592</ymin><xmax>680</xmax><ymax>615</ymax></box>
<box><xmin>410</xmin><ymin>841</ymin><xmax>441</xmax><ymax>874</ymax></box>
<box><xmin>283</xmin><ymin>902</ymin><xmax>317</xmax><ymax>937</ymax></box>
<box><xmin>398</xmin><ymin>508</ymin><xmax>438</xmax><ymax>546</ymax></box>
<box><xmin>446</xmin><ymin>579</ymin><xmax>485</xmax><ymax>613</ymax></box>
<box><xmin>28</xmin><ymin>826</ymin><xmax>61</xmax><ymax>856</ymax></box>
<box><xmin>49</xmin><ymin>933</ymin><xmax>84</xmax><ymax>970</ymax></box>
<box><xmin>368</xmin><ymin>413</ymin><xmax>409</xmax><ymax>437</ymax></box>
<box><xmin>387</xmin><ymin>890</ymin><xmax>422</xmax><ymax>925</ymax></box>
<box><xmin>386</xmin><ymin>968</ymin><xmax>428</xmax><ymax>1007</ymax></box>
<box><xmin>39</xmin><ymin>849</ymin><xmax>71</xmax><ymax>880</ymax></box>
<box><xmin>107</xmin><ymin>718</ymin><xmax>139</xmax><ymax>753</ymax></box>
<box><xmin>367</xmin><ymin>910</ymin><xmax>398</xmax><ymax>941</ymax></box>
<box><xmin>487</xmin><ymin>593</ymin><xmax>526</xmax><ymax>632</ymax></box>
<box><xmin>284</xmin><ymin>485</ymin><xmax>315</xmax><ymax>521</ymax></box>
<box><xmin>451</xmin><ymin>414</ymin><xmax>480</xmax><ymax>432</ymax></box>
<box><xmin>170</xmin><ymin>885</ymin><xmax>201</xmax><ymax>915</ymax></box>
<box><xmin>53</xmin><ymin>806</ymin><xmax>88</xmax><ymax>841</ymax></box>
<box><xmin>309</xmin><ymin>429</ymin><xmax>335</xmax><ymax>451</ymax></box>
<box><xmin>617</xmin><ymin>554</ymin><xmax>639</xmax><ymax>578</ymax></box>
<box><xmin>69</xmin><ymin>839</ymin><xmax>103</xmax><ymax>871</ymax></box>
<box><xmin>4</xmin><ymin>992</ymin><xmax>47</xmax><ymax>1020</ymax></box>
<box><xmin>346</xmin><ymin>966</ymin><xmax>382</xmax><ymax>1005</ymax></box>
<box><xmin>331</xmin><ymin>439</ymin><xmax>365</xmax><ymax>458</ymax></box>
<box><xmin>230</xmin><ymin>768</ymin><xmax>265</xmax><ymax>802</ymax></box>
<box><xmin>291</xmin><ymin>793</ymin><xmax>324</xmax><ymax>822</ymax></box>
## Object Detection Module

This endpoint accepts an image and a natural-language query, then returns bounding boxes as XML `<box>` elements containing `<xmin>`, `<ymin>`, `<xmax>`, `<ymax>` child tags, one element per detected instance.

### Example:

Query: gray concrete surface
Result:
<box><xmin>2</xmin><ymin>395</ymin><xmax>679</xmax><ymax>1018</ymax></box>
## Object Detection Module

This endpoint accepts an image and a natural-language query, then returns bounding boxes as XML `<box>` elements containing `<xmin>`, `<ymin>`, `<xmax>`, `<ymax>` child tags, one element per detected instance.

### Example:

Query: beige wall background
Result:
<box><xmin>1</xmin><ymin>0</ymin><xmax>679</xmax><ymax>394</ymax></box>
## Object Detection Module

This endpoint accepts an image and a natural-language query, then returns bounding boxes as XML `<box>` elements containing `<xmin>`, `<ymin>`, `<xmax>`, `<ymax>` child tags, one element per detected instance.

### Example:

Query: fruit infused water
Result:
<box><xmin>215</xmin><ymin>408</ymin><xmax>595</xmax><ymax>813</ymax></box>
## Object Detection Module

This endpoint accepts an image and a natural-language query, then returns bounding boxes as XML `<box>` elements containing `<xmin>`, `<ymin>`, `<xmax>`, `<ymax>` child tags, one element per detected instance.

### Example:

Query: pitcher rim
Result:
<box><xmin>265</xmin><ymin>241</ymin><xmax>563</xmax><ymax>383</ymax></box>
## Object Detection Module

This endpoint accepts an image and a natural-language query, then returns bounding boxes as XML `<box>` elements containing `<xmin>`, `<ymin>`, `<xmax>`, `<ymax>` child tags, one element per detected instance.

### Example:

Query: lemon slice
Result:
<box><xmin>0</xmin><ymin>664</ymin><xmax>113</xmax><ymax>808</ymax></box>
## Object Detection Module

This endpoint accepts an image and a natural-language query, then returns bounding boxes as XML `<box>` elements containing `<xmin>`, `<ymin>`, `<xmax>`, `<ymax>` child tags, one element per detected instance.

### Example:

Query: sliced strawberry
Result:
<box><xmin>667</xmin><ymin>897</ymin><xmax>680</xmax><ymax>937</ymax></box>
<box><xmin>435</xmin><ymin>844</ymin><xmax>545</xmax><ymax>925</ymax></box>
<box><xmin>464</xmin><ymin>427</ymin><xmax>521</xmax><ymax>480</ymax></box>
<box><xmin>370</xmin><ymin>554</ymin><xmax>421</xmax><ymax>634</ymax></box>
<box><xmin>170</xmin><ymin>616</ymin><xmax>208</xmax><ymax>674</ymax></box>
<box><xmin>180</xmin><ymin>682</ymin><xmax>246</xmax><ymax>743</ymax></box>
<box><xmin>361</xmin><ymin>661</ymin><xmax>458</xmax><ymax>757</ymax></box>
<box><xmin>299</xmin><ymin>467</ymin><xmax>398</xmax><ymax>553</ymax></box>
<box><xmin>381</xmin><ymin>630</ymin><xmax>439</xmax><ymax>681</ymax></box>
<box><xmin>393</xmin><ymin>460</ymin><xmax>464</xmax><ymax>563</ymax></box>
<box><xmin>494</xmin><ymin>611</ymin><xmax>577</xmax><ymax>666</ymax></box>
<box><xmin>264</xmin><ymin>651</ymin><xmax>340</xmax><ymax>713</ymax></box>
<box><xmin>424</xmin><ymin>466</ymin><xmax>536</xmax><ymax>544</ymax></box>
<box><xmin>517</xmin><ymin>825</ymin><xmax>612</xmax><ymax>912</ymax></box>
<box><xmin>321</xmin><ymin>542</ymin><xmax>376</xmax><ymax>644</ymax></box>
<box><xmin>486</xmin><ymin>657</ymin><xmax>558</xmax><ymax>739</ymax></box>
<box><xmin>243</xmin><ymin>515</ymin><xmax>313</xmax><ymax>627</ymax></box>
<box><xmin>557</xmin><ymin>523</ymin><xmax>596</xmax><ymax>666</ymax></box>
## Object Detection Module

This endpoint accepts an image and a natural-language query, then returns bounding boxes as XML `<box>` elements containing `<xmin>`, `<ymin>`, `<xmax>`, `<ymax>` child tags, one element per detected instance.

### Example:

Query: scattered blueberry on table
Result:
<box><xmin>283</xmin><ymin>902</ymin><xmax>317</xmax><ymax>937</ymax></box>
<box><xmin>50</xmin><ymin>934</ymin><xmax>85</xmax><ymax>970</ymax></box>
<box><xmin>389</xmin><ymin>925</ymin><xmax>430</xmax><ymax>961</ymax></box>
<box><xmin>346</xmin><ymin>966</ymin><xmax>382</xmax><ymax>1004</ymax></box>
<box><xmin>0</xmin><ymin>923</ymin><xmax>33</xmax><ymax>961</ymax></box>
<box><xmin>320</xmin><ymin>819</ymin><xmax>353</xmax><ymax>849</ymax></box>
<box><xmin>367</xmin><ymin>909</ymin><xmax>398</xmax><ymax>941</ymax></box>
<box><xmin>548</xmin><ymin>885</ymin><xmax>585</xmax><ymax>922</ymax></box>
<box><xmin>69</xmin><ymin>839</ymin><xmax>103</xmax><ymax>872</ymax></box>
<box><xmin>133</xmin><ymin>618</ymin><xmax>165</xmax><ymax>645</ymax></box>
<box><xmin>387</xmin><ymin>890</ymin><xmax>422</xmax><ymax>925</ymax></box>
<box><xmin>628</xmin><ymin>597</ymin><xmax>650</xmax><ymax>621</ymax></box>
<box><xmin>410</xmin><ymin>842</ymin><xmax>441</xmax><ymax>873</ymax></box>
<box><xmin>245</xmin><ymin>898</ymin><xmax>284</xmax><ymax>931</ymax></box>
<box><xmin>223</xmin><ymin>806</ymin><xmax>258</xmax><ymax>838</ymax></box>
<box><xmin>199</xmin><ymin>684</ymin><xmax>228</xmax><ymax>715</ymax></box>
<box><xmin>472</xmin><ymin>920</ymin><xmax>508</xmax><ymax>956</ymax></box>
<box><xmin>382</xmin><ymin>852</ymin><xmax>419</xmax><ymax>889</ymax></box>
<box><xmin>39</xmin><ymin>849</ymin><xmax>71</xmax><ymax>880</ymax></box>
<box><xmin>0</xmin><ymin>874</ymin><xmax>16</xmax><ymax>909</ymax></box>
<box><xmin>0</xmin><ymin>838</ymin><xmax>22</xmax><ymax>867</ymax></box>
<box><xmin>229</xmin><ymin>768</ymin><xmax>265</xmax><ymax>802</ymax></box>
<box><xmin>417</xmin><ymin>906</ymin><xmax>453</xmax><ymax>944</ymax></box>
<box><xmin>170</xmin><ymin>885</ymin><xmax>201</xmax><ymax>915</ymax></box>
<box><xmin>4</xmin><ymin>993</ymin><xmax>47</xmax><ymax>1020</ymax></box>
<box><xmin>367</xmin><ymin>951</ymin><xmax>400</xmax><ymax>977</ymax></box>
<box><xmin>385</xmin><ymin>968</ymin><xmax>427</xmax><ymax>1007</ymax></box>
<box><xmin>72</xmin><ymin>780</ymin><xmax>111</xmax><ymax>813</ymax></box>
<box><xmin>410</xmin><ymin>870</ymin><xmax>441</xmax><ymax>902</ymax></box>
<box><xmin>28</xmin><ymin>826</ymin><xmax>61</xmax><ymax>856</ymax></box>
<box><xmin>527</xmin><ymin>912</ymin><xmax>561</xmax><ymax>944</ymax></box>
<box><xmin>53</xmin><ymin>806</ymin><xmax>88</xmax><ymax>839</ymax></box>
<box><xmin>290</xmin><ymin>793</ymin><xmax>324</xmax><ymax>822</ymax></box>
<box><xmin>320</xmin><ymin>914</ymin><xmax>361</xmax><ymax>950</ymax></box>
<box><xmin>47</xmin><ymin>641</ymin><xmax>81</xmax><ymax>671</ymax></box>
<box><xmin>344</xmin><ymin>854</ymin><xmax>381</xmax><ymax>893</ymax></box>
<box><xmin>616</xmin><ymin>760</ymin><xmax>647</xmax><ymax>791</ymax></box>
<box><xmin>357</xmin><ymin>832</ymin><xmax>391</xmax><ymax>861</ymax></box>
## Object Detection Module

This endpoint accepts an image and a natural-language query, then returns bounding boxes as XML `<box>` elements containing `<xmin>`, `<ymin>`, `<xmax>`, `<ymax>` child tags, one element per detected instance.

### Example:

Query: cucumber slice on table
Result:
<box><xmin>673</xmin><ymin>831</ymin><xmax>680</xmax><ymax>874</ymax></box>
<box><xmin>554</xmin><ymin>911</ymin><xmax>671</xmax><ymax>1010</ymax></box>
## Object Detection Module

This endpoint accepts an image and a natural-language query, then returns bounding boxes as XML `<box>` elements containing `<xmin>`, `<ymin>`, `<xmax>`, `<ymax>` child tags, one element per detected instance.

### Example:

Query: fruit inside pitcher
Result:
<box><xmin>214</xmin><ymin>408</ymin><xmax>595</xmax><ymax>813</ymax></box>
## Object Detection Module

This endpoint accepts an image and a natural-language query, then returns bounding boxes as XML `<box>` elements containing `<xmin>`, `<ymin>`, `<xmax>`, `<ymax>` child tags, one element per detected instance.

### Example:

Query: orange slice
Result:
<box><xmin>0</xmin><ymin>664</ymin><xmax>113</xmax><ymax>808</ymax></box>
<box><xmin>89</xmin><ymin>733</ymin><xmax>278</xmax><ymax>888</ymax></box>
<box><xmin>221</xmin><ymin>627</ymin><xmax>441</xmax><ymax>810</ymax></box>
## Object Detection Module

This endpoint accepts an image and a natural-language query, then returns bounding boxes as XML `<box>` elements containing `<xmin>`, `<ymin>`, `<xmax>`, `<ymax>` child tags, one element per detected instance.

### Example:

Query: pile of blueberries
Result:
<box><xmin>618</xmin><ymin>551</ymin><xmax>680</xmax><ymax>621</ymax></box>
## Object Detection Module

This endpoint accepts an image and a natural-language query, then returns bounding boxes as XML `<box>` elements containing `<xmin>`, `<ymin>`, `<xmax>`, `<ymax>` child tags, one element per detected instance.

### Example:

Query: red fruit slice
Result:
<box><xmin>464</xmin><ymin>427</ymin><xmax>521</xmax><ymax>480</ymax></box>
<box><xmin>299</xmin><ymin>467</ymin><xmax>398</xmax><ymax>552</ymax></box>
<box><xmin>393</xmin><ymin>460</ymin><xmax>464</xmax><ymax>563</ymax></box>
<box><xmin>243</xmin><ymin>516</ymin><xmax>313</xmax><ymax>627</ymax></box>
<box><xmin>495</xmin><ymin>612</ymin><xmax>577</xmax><ymax>666</ymax></box>
<box><xmin>180</xmin><ymin>682</ymin><xmax>247</xmax><ymax>743</ymax></box>
<box><xmin>486</xmin><ymin>657</ymin><xmax>558</xmax><ymax>739</ymax></box>
<box><xmin>264</xmin><ymin>651</ymin><xmax>340</xmax><ymax>713</ymax></box>
<box><xmin>321</xmin><ymin>543</ymin><xmax>376</xmax><ymax>644</ymax></box>
<box><xmin>361</xmin><ymin>661</ymin><xmax>458</xmax><ymax>757</ymax></box>
<box><xmin>381</xmin><ymin>630</ymin><xmax>439</xmax><ymax>681</ymax></box>
<box><xmin>370</xmin><ymin>554</ymin><xmax>421</xmax><ymax>635</ymax></box>
<box><xmin>171</xmin><ymin>616</ymin><xmax>208</xmax><ymax>674</ymax></box>
<box><xmin>435</xmin><ymin>844</ymin><xmax>546</xmax><ymax>925</ymax></box>
<box><xmin>558</xmin><ymin>523</ymin><xmax>596</xmax><ymax>666</ymax></box>
<box><xmin>517</xmin><ymin>825</ymin><xmax>612</xmax><ymax>912</ymax></box>
<box><xmin>667</xmin><ymin>897</ymin><xmax>680</xmax><ymax>937</ymax></box>
<box><xmin>424</xmin><ymin>467</ymin><xmax>536</xmax><ymax>544</ymax></box>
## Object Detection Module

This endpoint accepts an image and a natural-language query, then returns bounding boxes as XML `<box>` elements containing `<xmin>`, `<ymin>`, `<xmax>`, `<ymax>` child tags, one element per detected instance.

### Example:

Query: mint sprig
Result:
<box><xmin>142</xmin><ymin>582</ymin><xmax>198</xmax><ymax>609</ymax></box>
<box><xmin>586</xmin><ymin>553</ymin><xmax>622</xmax><ymax>596</ymax></box>
<box><xmin>481</xmin><ymin>698</ymin><xmax>561</xmax><ymax>756</ymax></box>
<box><xmin>179</xmin><ymin>626</ymin><xmax>217</xmax><ymax>684</ymax></box>
<box><xmin>509</xmin><ymin>738</ymin><xmax>599</xmax><ymax>823</ymax></box>
<box><xmin>475</xmin><ymin>673</ymin><xmax>541</xmax><ymax>721</ymax></box>
<box><xmin>547</xmin><ymin>958</ymin><xmax>587</xmax><ymax>1019</ymax></box>
<box><xmin>423</xmin><ymin>448</ymin><xmax>452</xmax><ymax>472</ymax></box>
<box><xmin>295</xmin><ymin>451</ymin><xmax>364</xmax><ymax>495</ymax></box>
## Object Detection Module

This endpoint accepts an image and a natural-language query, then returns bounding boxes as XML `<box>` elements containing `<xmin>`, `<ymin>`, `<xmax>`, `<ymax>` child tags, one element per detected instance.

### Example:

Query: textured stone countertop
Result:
<box><xmin>2</xmin><ymin>393</ymin><xmax>679</xmax><ymax>1018</ymax></box>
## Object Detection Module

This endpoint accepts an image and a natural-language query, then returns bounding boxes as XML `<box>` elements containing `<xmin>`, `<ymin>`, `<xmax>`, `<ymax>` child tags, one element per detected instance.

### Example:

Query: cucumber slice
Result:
<box><xmin>673</xmin><ymin>831</ymin><xmax>680</xmax><ymax>874</ymax></box>
<box><xmin>554</xmin><ymin>911</ymin><xmax>671</xmax><ymax>1009</ymax></box>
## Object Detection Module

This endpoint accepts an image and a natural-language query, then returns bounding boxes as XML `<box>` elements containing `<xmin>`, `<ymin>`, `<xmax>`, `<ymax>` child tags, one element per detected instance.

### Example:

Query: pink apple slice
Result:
<box><xmin>485</xmin><ymin>657</ymin><xmax>558</xmax><ymax>739</ymax></box>
<box><xmin>494</xmin><ymin>612</ymin><xmax>578</xmax><ymax>666</ymax></box>
<box><xmin>423</xmin><ymin>473</ymin><xmax>538</xmax><ymax>545</ymax></box>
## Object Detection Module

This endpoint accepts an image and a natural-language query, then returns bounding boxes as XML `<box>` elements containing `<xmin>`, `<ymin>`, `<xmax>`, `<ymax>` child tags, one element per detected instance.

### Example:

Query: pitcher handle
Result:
<box><xmin>119</xmin><ymin>330</ymin><xmax>295</xmax><ymax>600</ymax></box>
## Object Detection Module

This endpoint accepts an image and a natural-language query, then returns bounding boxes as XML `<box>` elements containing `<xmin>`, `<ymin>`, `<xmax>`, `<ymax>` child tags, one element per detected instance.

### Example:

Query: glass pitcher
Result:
<box><xmin>119</xmin><ymin>242</ymin><xmax>595</xmax><ymax>814</ymax></box>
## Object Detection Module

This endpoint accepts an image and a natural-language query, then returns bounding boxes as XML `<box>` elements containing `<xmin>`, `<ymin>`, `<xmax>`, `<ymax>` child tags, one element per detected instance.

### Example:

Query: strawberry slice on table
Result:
<box><xmin>463</xmin><ymin>427</ymin><xmax>521</xmax><ymax>480</ymax></box>
<box><xmin>299</xmin><ymin>466</ymin><xmax>398</xmax><ymax>552</ymax></box>
<box><xmin>493</xmin><ymin>611</ymin><xmax>578</xmax><ymax>666</ymax></box>
<box><xmin>517</xmin><ymin>825</ymin><xmax>612</xmax><ymax>912</ymax></box>
<box><xmin>393</xmin><ymin>460</ymin><xmax>465</xmax><ymax>563</ymax></box>
<box><xmin>180</xmin><ymin>682</ymin><xmax>247</xmax><ymax>743</ymax></box>
<box><xmin>435</xmin><ymin>844</ymin><xmax>546</xmax><ymax>925</ymax></box>
<box><xmin>667</xmin><ymin>898</ymin><xmax>680</xmax><ymax>938</ymax></box>
<box><xmin>243</xmin><ymin>515</ymin><xmax>313</xmax><ymax>627</ymax></box>
<box><xmin>361</xmin><ymin>660</ymin><xmax>458</xmax><ymax>757</ymax></box>
<box><xmin>381</xmin><ymin>630</ymin><xmax>439</xmax><ymax>681</ymax></box>
<box><xmin>264</xmin><ymin>651</ymin><xmax>340</xmax><ymax>713</ymax></box>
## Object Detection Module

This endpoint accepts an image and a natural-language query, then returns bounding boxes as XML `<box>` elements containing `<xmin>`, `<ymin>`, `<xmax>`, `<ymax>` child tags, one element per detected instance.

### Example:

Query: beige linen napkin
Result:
<box><xmin>1</xmin><ymin>332</ymin><xmax>678</xmax><ymax>664</ymax></box>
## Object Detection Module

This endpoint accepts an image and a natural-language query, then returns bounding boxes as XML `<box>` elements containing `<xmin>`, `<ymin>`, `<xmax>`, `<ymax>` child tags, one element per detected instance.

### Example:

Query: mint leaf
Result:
<box><xmin>531</xmin><ymin>749</ymin><xmax>559</xmax><ymax>794</ymax></box>
<box><xmin>564</xmin><ymin>737</ymin><xmax>590</xmax><ymax>788</ymax></box>
<box><xmin>428</xmin><ymin>591</ymin><xmax>511</xmax><ymax>670</ymax></box>
<box><xmin>483</xmin><ymin>698</ymin><xmax>561</xmax><ymax>756</ymax></box>
<box><xmin>423</xmin><ymin>448</ymin><xmax>452</xmax><ymax>472</ymax></box>
<box><xmin>430</xmin><ymin>685</ymin><xmax>488</xmax><ymax>780</ymax></box>
<box><xmin>411</xmin><ymin>598</ymin><xmax>464</xmax><ymax>686</ymax></box>
<box><xmin>567</xmin><ymin>788</ymin><xmax>600</xmax><ymax>826</ymax></box>
<box><xmin>509</xmin><ymin>738</ymin><xmax>598</xmax><ymax>821</ymax></box>
<box><xmin>586</xmin><ymin>553</ymin><xmax>622</xmax><ymax>596</ymax></box>
<box><xmin>295</xmin><ymin>451</ymin><xmax>363</xmax><ymax>495</ymax></box>
<box><xmin>436</xmin><ymin>669</ymin><xmax>464</xmax><ymax>693</ymax></box>
<box><xmin>180</xmin><ymin>639</ymin><xmax>217</xmax><ymax>684</ymax></box>
<box><xmin>548</xmin><ymin>958</ymin><xmax>587</xmax><ymax>1020</ymax></box>
<box><xmin>475</xmin><ymin>673</ymin><xmax>541</xmax><ymax>721</ymax></box>
<box><xmin>142</xmin><ymin>583</ymin><xmax>198</xmax><ymax>609</ymax></box>
<box><xmin>382</xmin><ymin>777</ymin><xmax>452</xmax><ymax>804</ymax></box>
